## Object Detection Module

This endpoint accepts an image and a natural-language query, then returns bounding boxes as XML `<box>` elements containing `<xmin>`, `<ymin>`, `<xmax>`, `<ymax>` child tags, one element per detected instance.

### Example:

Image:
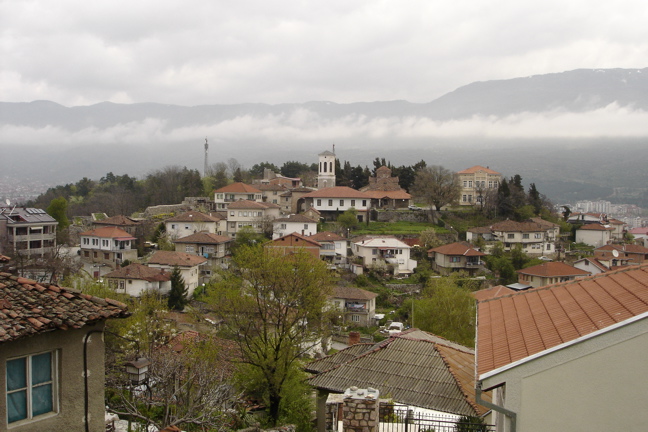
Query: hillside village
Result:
<box><xmin>1</xmin><ymin>149</ymin><xmax>648</xmax><ymax>432</ymax></box>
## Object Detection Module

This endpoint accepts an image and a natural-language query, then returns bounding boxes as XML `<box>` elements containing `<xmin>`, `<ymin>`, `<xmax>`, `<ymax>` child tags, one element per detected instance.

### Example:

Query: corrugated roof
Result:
<box><xmin>307</xmin><ymin>333</ymin><xmax>488</xmax><ymax>416</ymax></box>
<box><xmin>0</xmin><ymin>272</ymin><xmax>129</xmax><ymax>343</ymax></box>
<box><xmin>477</xmin><ymin>265</ymin><xmax>648</xmax><ymax>376</ymax></box>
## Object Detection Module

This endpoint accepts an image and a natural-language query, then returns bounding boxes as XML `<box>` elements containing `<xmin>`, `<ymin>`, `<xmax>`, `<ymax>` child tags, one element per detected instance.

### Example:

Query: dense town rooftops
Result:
<box><xmin>0</xmin><ymin>272</ymin><xmax>129</xmax><ymax>343</ymax></box>
<box><xmin>477</xmin><ymin>265</ymin><xmax>648</xmax><ymax>377</ymax></box>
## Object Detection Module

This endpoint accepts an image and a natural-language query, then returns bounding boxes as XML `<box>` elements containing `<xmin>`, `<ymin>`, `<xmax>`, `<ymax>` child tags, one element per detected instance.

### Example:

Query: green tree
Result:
<box><xmin>337</xmin><ymin>208</ymin><xmax>360</xmax><ymax>231</ymax></box>
<box><xmin>168</xmin><ymin>267</ymin><xmax>188</xmax><ymax>310</ymax></box>
<box><xmin>413</xmin><ymin>274</ymin><xmax>477</xmax><ymax>347</ymax></box>
<box><xmin>47</xmin><ymin>196</ymin><xmax>70</xmax><ymax>244</ymax></box>
<box><xmin>207</xmin><ymin>246</ymin><xmax>332</xmax><ymax>425</ymax></box>
<box><xmin>419</xmin><ymin>228</ymin><xmax>443</xmax><ymax>249</ymax></box>
<box><xmin>281</xmin><ymin>161</ymin><xmax>311</xmax><ymax>178</ymax></box>
<box><xmin>411</xmin><ymin>165</ymin><xmax>461</xmax><ymax>210</ymax></box>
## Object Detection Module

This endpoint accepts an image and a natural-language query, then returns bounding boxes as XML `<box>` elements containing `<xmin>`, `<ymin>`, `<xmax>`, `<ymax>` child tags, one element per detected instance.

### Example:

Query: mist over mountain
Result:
<box><xmin>1</xmin><ymin>68</ymin><xmax>648</xmax><ymax>205</ymax></box>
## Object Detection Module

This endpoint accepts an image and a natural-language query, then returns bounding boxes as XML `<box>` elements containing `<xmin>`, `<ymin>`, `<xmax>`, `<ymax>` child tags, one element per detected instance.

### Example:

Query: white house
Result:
<box><xmin>300</xmin><ymin>186</ymin><xmax>372</xmax><ymax>222</ymax></box>
<box><xmin>226</xmin><ymin>200</ymin><xmax>281</xmax><ymax>238</ymax></box>
<box><xmin>575</xmin><ymin>223</ymin><xmax>614</xmax><ymax>248</ymax></box>
<box><xmin>165</xmin><ymin>211</ymin><xmax>225</xmax><ymax>239</ymax></box>
<box><xmin>103</xmin><ymin>263</ymin><xmax>172</xmax><ymax>297</ymax></box>
<box><xmin>352</xmin><ymin>235</ymin><xmax>417</xmax><ymax>275</ymax></box>
<box><xmin>213</xmin><ymin>182</ymin><xmax>263</xmax><ymax>210</ymax></box>
<box><xmin>272</xmin><ymin>214</ymin><xmax>318</xmax><ymax>239</ymax></box>
<box><xmin>308</xmin><ymin>231</ymin><xmax>348</xmax><ymax>266</ymax></box>
<box><xmin>147</xmin><ymin>251</ymin><xmax>207</xmax><ymax>297</ymax></box>
<box><xmin>330</xmin><ymin>286</ymin><xmax>378</xmax><ymax>327</ymax></box>
<box><xmin>469</xmin><ymin>219</ymin><xmax>558</xmax><ymax>255</ymax></box>
<box><xmin>78</xmin><ymin>226</ymin><xmax>138</xmax><ymax>277</ymax></box>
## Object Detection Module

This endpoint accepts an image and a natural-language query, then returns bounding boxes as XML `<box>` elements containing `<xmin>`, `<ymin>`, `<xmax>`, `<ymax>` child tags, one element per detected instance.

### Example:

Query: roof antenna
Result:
<box><xmin>332</xmin><ymin>143</ymin><xmax>335</xmax><ymax>155</ymax></box>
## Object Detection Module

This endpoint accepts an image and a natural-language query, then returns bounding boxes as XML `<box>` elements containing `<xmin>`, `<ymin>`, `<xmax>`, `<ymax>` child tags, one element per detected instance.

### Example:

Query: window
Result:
<box><xmin>216</xmin><ymin>193</ymin><xmax>223</xmax><ymax>199</ymax></box>
<box><xmin>522</xmin><ymin>234</ymin><xmax>530</xmax><ymax>239</ymax></box>
<box><xmin>304</xmin><ymin>224</ymin><xmax>308</xmax><ymax>230</ymax></box>
<box><xmin>462</xmin><ymin>195</ymin><xmax>467</xmax><ymax>202</ymax></box>
<box><xmin>507</xmin><ymin>234</ymin><xmax>515</xmax><ymax>239</ymax></box>
<box><xmin>362</xmin><ymin>200</ymin><xmax>367</xmax><ymax>207</ymax></box>
<box><xmin>185</xmin><ymin>246</ymin><xmax>195</xmax><ymax>253</ymax></box>
<box><xmin>463</xmin><ymin>181</ymin><xmax>467</xmax><ymax>187</ymax></box>
<box><xmin>328</xmin><ymin>200</ymin><xmax>333</xmax><ymax>206</ymax></box>
<box><xmin>372</xmin><ymin>249</ymin><xmax>377</xmax><ymax>255</ymax></box>
<box><xmin>351</xmin><ymin>200</ymin><xmax>356</xmax><ymax>206</ymax></box>
<box><xmin>6</xmin><ymin>352</ymin><xmax>56</xmax><ymax>424</ymax></box>
<box><xmin>82</xmin><ymin>238</ymin><xmax>89</xmax><ymax>245</ymax></box>
<box><xmin>280</xmin><ymin>224</ymin><xmax>287</xmax><ymax>230</ymax></box>
<box><xmin>171</xmin><ymin>224</ymin><xmax>176</xmax><ymax>229</ymax></box>
<box><xmin>351</xmin><ymin>315</ymin><xmax>360</xmax><ymax>322</ymax></box>
<box><xmin>103</xmin><ymin>253</ymin><xmax>109</xmax><ymax>259</ymax></box>
<box><xmin>468</xmin><ymin>180</ymin><xmax>473</xmax><ymax>187</ymax></box>
<box><xmin>535</xmin><ymin>233</ymin><xmax>542</xmax><ymax>239</ymax></box>
<box><xmin>340</xmin><ymin>200</ymin><xmax>344</xmax><ymax>206</ymax></box>
<box><xmin>451</xmin><ymin>256</ymin><xmax>461</xmax><ymax>263</ymax></box>
<box><xmin>317</xmin><ymin>199</ymin><xmax>321</xmax><ymax>206</ymax></box>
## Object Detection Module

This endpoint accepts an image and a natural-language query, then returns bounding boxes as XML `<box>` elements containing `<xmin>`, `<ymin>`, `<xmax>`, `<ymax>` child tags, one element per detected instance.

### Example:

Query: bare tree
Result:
<box><xmin>411</xmin><ymin>165</ymin><xmax>461</xmax><ymax>211</ymax></box>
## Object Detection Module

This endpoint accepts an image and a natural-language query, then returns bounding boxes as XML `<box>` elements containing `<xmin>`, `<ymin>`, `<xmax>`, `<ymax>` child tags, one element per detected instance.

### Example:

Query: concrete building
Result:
<box><xmin>0</xmin><ymin>207</ymin><xmax>57</xmax><ymax>258</ymax></box>
<box><xmin>456</xmin><ymin>166</ymin><xmax>501</xmax><ymax>206</ymax></box>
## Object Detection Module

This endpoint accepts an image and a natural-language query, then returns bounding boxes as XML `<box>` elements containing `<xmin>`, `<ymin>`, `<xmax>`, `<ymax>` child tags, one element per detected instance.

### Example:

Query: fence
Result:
<box><xmin>378</xmin><ymin>405</ymin><xmax>494</xmax><ymax>432</ymax></box>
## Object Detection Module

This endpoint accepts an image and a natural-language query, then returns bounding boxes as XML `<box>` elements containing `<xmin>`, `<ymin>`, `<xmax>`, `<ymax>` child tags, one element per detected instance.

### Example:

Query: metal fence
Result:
<box><xmin>378</xmin><ymin>405</ymin><xmax>494</xmax><ymax>432</ymax></box>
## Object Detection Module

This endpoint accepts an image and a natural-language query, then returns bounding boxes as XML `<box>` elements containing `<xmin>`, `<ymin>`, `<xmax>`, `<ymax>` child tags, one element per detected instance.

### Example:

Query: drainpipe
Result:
<box><xmin>475</xmin><ymin>380</ymin><xmax>517</xmax><ymax>432</ymax></box>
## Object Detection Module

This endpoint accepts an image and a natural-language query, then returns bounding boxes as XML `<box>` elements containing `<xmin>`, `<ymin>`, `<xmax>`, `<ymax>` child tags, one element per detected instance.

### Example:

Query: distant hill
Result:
<box><xmin>1</xmin><ymin>68</ymin><xmax>647</xmax><ymax>205</ymax></box>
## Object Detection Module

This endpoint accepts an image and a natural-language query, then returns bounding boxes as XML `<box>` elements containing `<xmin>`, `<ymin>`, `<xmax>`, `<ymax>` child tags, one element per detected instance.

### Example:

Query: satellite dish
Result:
<box><xmin>612</xmin><ymin>249</ymin><xmax>619</xmax><ymax>258</ymax></box>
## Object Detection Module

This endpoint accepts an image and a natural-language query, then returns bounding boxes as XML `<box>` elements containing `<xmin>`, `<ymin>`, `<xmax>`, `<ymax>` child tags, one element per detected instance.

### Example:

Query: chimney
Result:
<box><xmin>348</xmin><ymin>331</ymin><xmax>361</xmax><ymax>346</ymax></box>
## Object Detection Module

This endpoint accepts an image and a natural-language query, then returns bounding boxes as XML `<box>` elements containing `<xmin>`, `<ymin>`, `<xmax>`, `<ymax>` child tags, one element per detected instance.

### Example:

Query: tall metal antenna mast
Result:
<box><xmin>204</xmin><ymin>138</ymin><xmax>209</xmax><ymax>177</ymax></box>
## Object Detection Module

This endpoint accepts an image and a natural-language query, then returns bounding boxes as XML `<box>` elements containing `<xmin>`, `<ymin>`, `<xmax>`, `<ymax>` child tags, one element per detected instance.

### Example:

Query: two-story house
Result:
<box><xmin>173</xmin><ymin>232</ymin><xmax>232</xmax><ymax>277</ymax></box>
<box><xmin>272</xmin><ymin>214</ymin><xmax>318</xmax><ymax>239</ymax></box>
<box><xmin>0</xmin><ymin>273</ymin><xmax>129</xmax><ymax>431</ymax></box>
<box><xmin>79</xmin><ymin>226</ymin><xmax>138</xmax><ymax>277</ymax></box>
<box><xmin>575</xmin><ymin>223</ymin><xmax>614</xmax><ymax>248</ymax></box>
<box><xmin>257</xmin><ymin>184</ymin><xmax>289</xmax><ymax>206</ymax></box>
<box><xmin>330</xmin><ymin>286</ymin><xmax>378</xmax><ymax>327</ymax></box>
<box><xmin>300</xmin><ymin>187</ymin><xmax>372</xmax><ymax>222</ymax></box>
<box><xmin>264</xmin><ymin>233</ymin><xmax>322</xmax><ymax>258</ymax></box>
<box><xmin>147</xmin><ymin>251</ymin><xmax>207</xmax><ymax>297</ymax></box>
<box><xmin>468</xmin><ymin>219</ymin><xmax>557</xmax><ymax>255</ymax></box>
<box><xmin>456</xmin><ymin>165</ymin><xmax>502</xmax><ymax>206</ymax></box>
<box><xmin>0</xmin><ymin>207</ymin><xmax>57</xmax><ymax>258</ymax></box>
<box><xmin>517</xmin><ymin>262</ymin><xmax>591</xmax><ymax>288</ymax></box>
<box><xmin>427</xmin><ymin>241</ymin><xmax>486</xmax><ymax>275</ymax></box>
<box><xmin>226</xmin><ymin>200</ymin><xmax>281</xmax><ymax>238</ymax></box>
<box><xmin>352</xmin><ymin>235</ymin><xmax>417</xmax><ymax>275</ymax></box>
<box><xmin>165</xmin><ymin>211</ymin><xmax>225</xmax><ymax>239</ymax></box>
<box><xmin>213</xmin><ymin>182</ymin><xmax>263</xmax><ymax>210</ymax></box>
<box><xmin>308</xmin><ymin>231</ymin><xmax>348</xmax><ymax>266</ymax></box>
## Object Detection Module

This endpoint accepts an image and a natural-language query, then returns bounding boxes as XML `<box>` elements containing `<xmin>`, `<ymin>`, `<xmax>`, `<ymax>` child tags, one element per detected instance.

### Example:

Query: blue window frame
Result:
<box><xmin>6</xmin><ymin>352</ymin><xmax>56</xmax><ymax>424</ymax></box>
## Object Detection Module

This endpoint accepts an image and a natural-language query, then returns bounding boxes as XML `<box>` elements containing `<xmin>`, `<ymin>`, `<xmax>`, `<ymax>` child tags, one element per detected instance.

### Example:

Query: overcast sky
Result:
<box><xmin>2</xmin><ymin>0</ymin><xmax>647</xmax><ymax>107</ymax></box>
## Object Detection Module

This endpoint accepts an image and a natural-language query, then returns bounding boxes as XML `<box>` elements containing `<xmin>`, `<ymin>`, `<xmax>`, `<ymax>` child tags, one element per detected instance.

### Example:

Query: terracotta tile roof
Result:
<box><xmin>607</xmin><ymin>218</ymin><xmax>625</xmax><ymax>225</ymax></box>
<box><xmin>79</xmin><ymin>226</ymin><xmax>136</xmax><ymax>239</ymax></box>
<box><xmin>477</xmin><ymin>265</ymin><xmax>648</xmax><ymax>376</ymax></box>
<box><xmin>93</xmin><ymin>215</ymin><xmax>140</xmax><ymax>226</ymax></box>
<box><xmin>227</xmin><ymin>200</ymin><xmax>280</xmax><ymax>209</ymax></box>
<box><xmin>308</xmin><ymin>231</ymin><xmax>346</xmax><ymax>242</ymax></box>
<box><xmin>361</xmin><ymin>190</ymin><xmax>412</xmax><ymax>199</ymax></box>
<box><xmin>0</xmin><ymin>272</ymin><xmax>129</xmax><ymax>343</ymax></box>
<box><xmin>578</xmin><ymin>223</ymin><xmax>613</xmax><ymax>231</ymax></box>
<box><xmin>307</xmin><ymin>332</ymin><xmax>488</xmax><ymax>416</ymax></box>
<box><xmin>428</xmin><ymin>241</ymin><xmax>485</xmax><ymax>256</ymax></box>
<box><xmin>165</xmin><ymin>211</ymin><xmax>222</xmax><ymax>223</ymax></box>
<box><xmin>629</xmin><ymin>227</ymin><xmax>648</xmax><ymax>235</ymax></box>
<box><xmin>267</xmin><ymin>233</ymin><xmax>321</xmax><ymax>248</ymax></box>
<box><xmin>489</xmin><ymin>220</ymin><xmax>548</xmax><ymax>233</ymax></box>
<box><xmin>332</xmin><ymin>286</ymin><xmax>378</xmax><ymax>300</ymax></box>
<box><xmin>472</xmin><ymin>285</ymin><xmax>518</xmax><ymax>302</ymax></box>
<box><xmin>302</xmin><ymin>186</ymin><xmax>373</xmax><ymax>199</ymax></box>
<box><xmin>528</xmin><ymin>217</ymin><xmax>559</xmax><ymax>229</ymax></box>
<box><xmin>173</xmin><ymin>232</ymin><xmax>232</xmax><ymax>245</ymax></box>
<box><xmin>274</xmin><ymin>214</ymin><xmax>317</xmax><ymax>223</ymax></box>
<box><xmin>103</xmin><ymin>263</ymin><xmax>171</xmax><ymax>282</ymax></box>
<box><xmin>517</xmin><ymin>262</ymin><xmax>591</xmax><ymax>277</ymax></box>
<box><xmin>148</xmin><ymin>251</ymin><xmax>207</xmax><ymax>267</ymax></box>
<box><xmin>597</xmin><ymin>244</ymin><xmax>648</xmax><ymax>254</ymax></box>
<box><xmin>457</xmin><ymin>165</ymin><xmax>501</xmax><ymax>175</ymax></box>
<box><xmin>213</xmin><ymin>182</ymin><xmax>261</xmax><ymax>194</ymax></box>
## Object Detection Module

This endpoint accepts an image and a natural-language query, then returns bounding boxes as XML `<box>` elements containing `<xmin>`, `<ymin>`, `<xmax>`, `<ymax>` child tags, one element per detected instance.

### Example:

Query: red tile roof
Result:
<box><xmin>0</xmin><ymin>272</ymin><xmax>129</xmax><ymax>343</ymax></box>
<box><xmin>103</xmin><ymin>263</ymin><xmax>171</xmax><ymax>282</ymax></box>
<box><xmin>517</xmin><ymin>262</ymin><xmax>591</xmax><ymax>277</ymax></box>
<box><xmin>332</xmin><ymin>286</ymin><xmax>378</xmax><ymax>300</ymax></box>
<box><xmin>429</xmin><ymin>241</ymin><xmax>485</xmax><ymax>256</ymax></box>
<box><xmin>578</xmin><ymin>223</ymin><xmax>614</xmax><ymax>231</ymax></box>
<box><xmin>165</xmin><ymin>211</ymin><xmax>222</xmax><ymax>223</ymax></box>
<box><xmin>302</xmin><ymin>186</ymin><xmax>373</xmax><ymax>199</ymax></box>
<box><xmin>148</xmin><ymin>251</ymin><xmax>207</xmax><ymax>267</ymax></box>
<box><xmin>472</xmin><ymin>285</ymin><xmax>517</xmax><ymax>302</ymax></box>
<box><xmin>79</xmin><ymin>226</ymin><xmax>136</xmax><ymax>239</ymax></box>
<box><xmin>267</xmin><ymin>233</ymin><xmax>321</xmax><ymax>248</ymax></box>
<box><xmin>361</xmin><ymin>190</ymin><xmax>412</xmax><ymax>200</ymax></box>
<box><xmin>227</xmin><ymin>200</ymin><xmax>280</xmax><ymax>209</ymax></box>
<box><xmin>213</xmin><ymin>182</ymin><xmax>261</xmax><ymax>194</ymax></box>
<box><xmin>308</xmin><ymin>231</ymin><xmax>346</xmax><ymax>242</ymax></box>
<box><xmin>477</xmin><ymin>265</ymin><xmax>648</xmax><ymax>376</ymax></box>
<box><xmin>173</xmin><ymin>232</ymin><xmax>232</xmax><ymax>244</ymax></box>
<box><xmin>490</xmin><ymin>220</ymin><xmax>548</xmax><ymax>233</ymax></box>
<box><xmin>457</xmin><ymin>165</ymin><xmax>501</xmax><ymax>175</ymax></box>
<box><xmin>597</xmin><ymin>243</ymin><xmax>648</xmax><ymax>254</ymax></box>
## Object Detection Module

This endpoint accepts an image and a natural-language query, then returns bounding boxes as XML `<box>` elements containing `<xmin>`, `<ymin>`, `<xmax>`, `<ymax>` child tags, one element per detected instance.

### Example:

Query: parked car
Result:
<box><xmin>408</xmin><ymin>205</ymin><xmax>423</xmax><ymax>211</ymax></box>
<box><xmin>381</xmin><ymin>321</ymin><xmax>405</xmax><ymax>336</ymax></box>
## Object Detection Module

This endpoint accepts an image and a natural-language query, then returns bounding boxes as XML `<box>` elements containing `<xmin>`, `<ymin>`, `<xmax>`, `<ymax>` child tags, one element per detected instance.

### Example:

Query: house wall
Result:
<box><xmin>481</xmin><ymin>316</ymin><xmax>648</xmax><ymax>432</ymax></box>
<box><xmin>272</xmin><ymin>221</ymin><xmax>317</xmax><ymax>239</ymax></box>
<box><xmin>166</xmin><ymin>221</ymin><xmax>218</xmax><ymax>239</ymax></box>
<box><xmin>148</xmin><ymin>264</ymin><xmax>201</xmax><ymax>296</ymax></box>
<box><xmin>575</xmin><ymin>229</ymin><xmax>610</xmax><ymax>248</ymax></box>
<box><xmin>110</xmin><ymin>278</ymin><xmax>171</xmax><ymax>297</ymax></box>
<box><xmin>354</xmin><ymin>244</ymin><xmax>417</xmax><ymax>275</ymax></box>
<box><xmin>0</xmin><ymin>324</ymin><xmax>107</xmax><ymax>432</ymax></box>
